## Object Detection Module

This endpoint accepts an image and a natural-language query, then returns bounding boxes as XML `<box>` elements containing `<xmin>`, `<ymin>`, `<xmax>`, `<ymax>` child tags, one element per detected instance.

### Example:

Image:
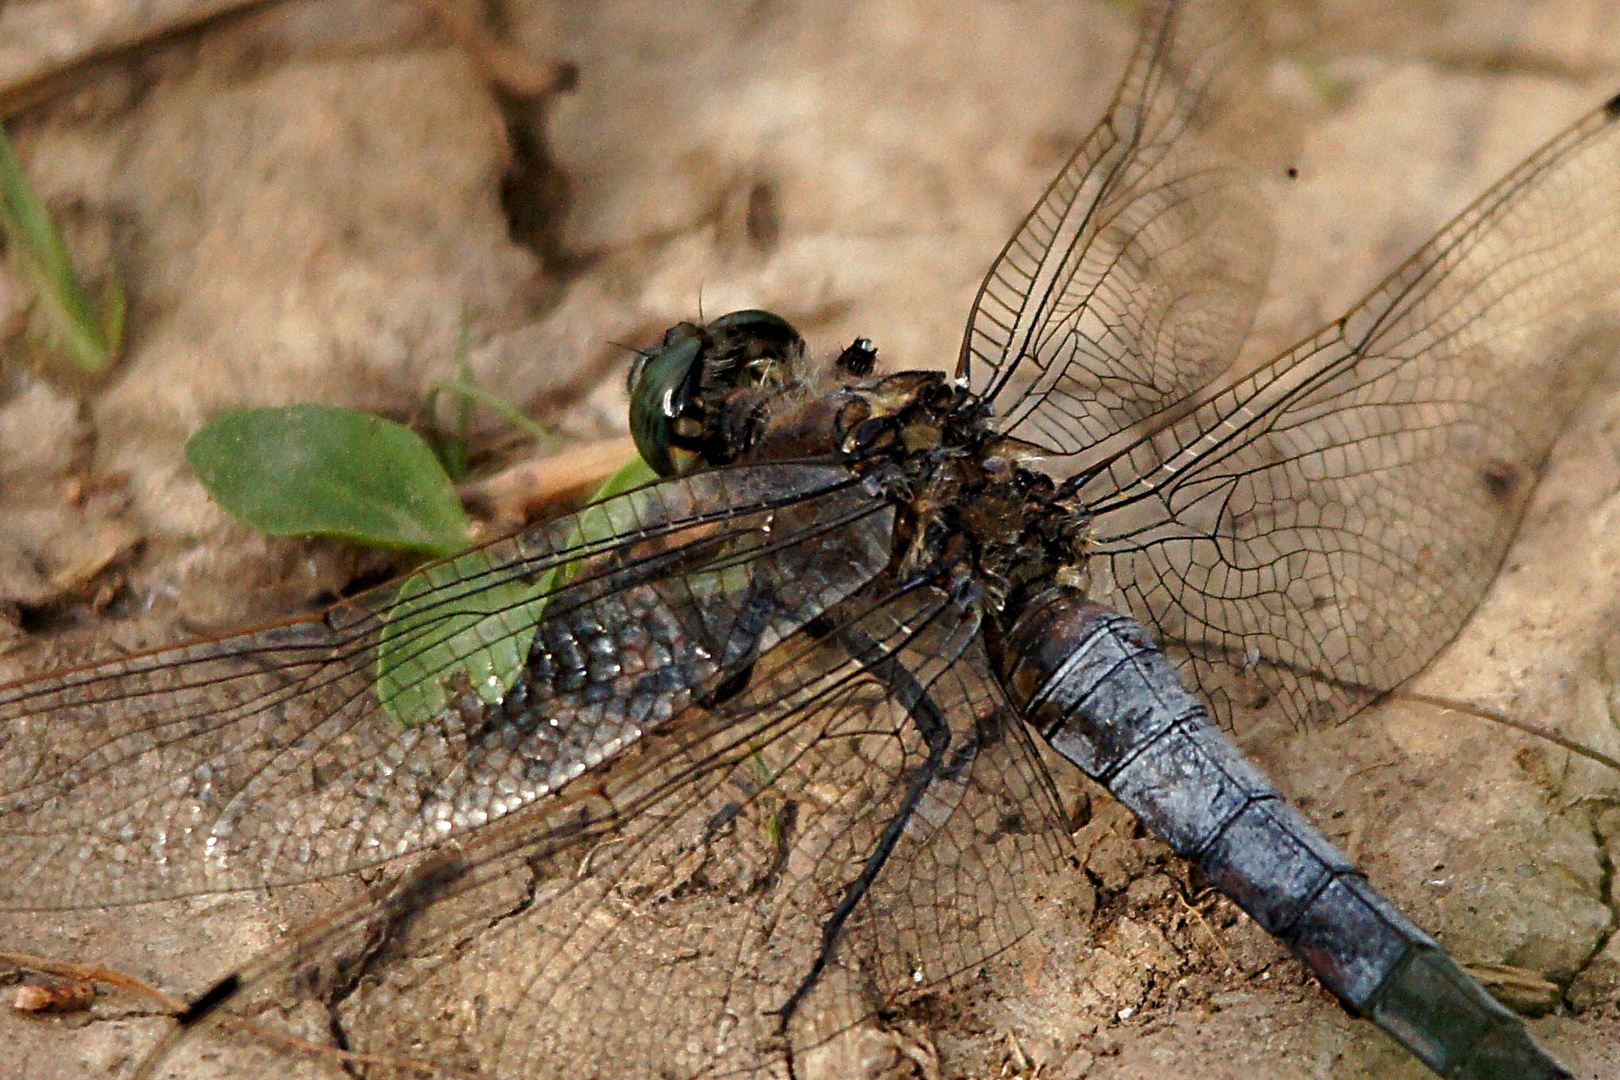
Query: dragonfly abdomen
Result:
<box><xmin>994</xmin><ymin>588</ymin><xmax>1568</xmax><ymax>1080</ymax></box>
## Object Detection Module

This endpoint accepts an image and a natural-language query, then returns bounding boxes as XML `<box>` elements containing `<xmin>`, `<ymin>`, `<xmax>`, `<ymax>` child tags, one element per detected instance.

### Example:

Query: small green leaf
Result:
<box><xmin>376</xmin><ymin>548</ymin><xmax>555</xmax><ymax>727</ymax></box>
<box><xmin>0</xmin><ymin>122</ymin><xmax>123</xmax><ymax>374</ymax></box>
<box><xmin>378</xmin><ymin>450</ymin><xmax>658</xmax><ymax>729</ymax></box>
<box><xmin>187</xmin><ymin>404</ymin><xmax>472</xmax><ymax>556</ymax></box>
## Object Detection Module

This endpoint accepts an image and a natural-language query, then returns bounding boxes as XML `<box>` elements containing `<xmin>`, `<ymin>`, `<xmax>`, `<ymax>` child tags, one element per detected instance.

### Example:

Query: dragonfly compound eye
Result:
<box><xmin>628</xmin><ymin>333</ymin><xmax>704</xmax><ymax>477</ymax></box>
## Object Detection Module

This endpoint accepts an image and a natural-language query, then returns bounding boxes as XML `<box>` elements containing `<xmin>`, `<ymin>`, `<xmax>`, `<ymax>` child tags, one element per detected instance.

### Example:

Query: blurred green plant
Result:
<box><xmin>421</xmin><ymin>315</ymin><xmax>557</xmax><ymax>482</ymax></box>
<box><xmin>0</xmin><ymin>123</ymin><xmax>124</xmax><ymax>375</ymax></box>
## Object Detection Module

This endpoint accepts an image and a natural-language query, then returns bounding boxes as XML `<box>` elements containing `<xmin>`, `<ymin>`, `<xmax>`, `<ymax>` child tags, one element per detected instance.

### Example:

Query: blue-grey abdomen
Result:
<box><xmin>994</xmin><ymin>587</ymin><xmax>1568</xmax><ymax>1080</ymax></box>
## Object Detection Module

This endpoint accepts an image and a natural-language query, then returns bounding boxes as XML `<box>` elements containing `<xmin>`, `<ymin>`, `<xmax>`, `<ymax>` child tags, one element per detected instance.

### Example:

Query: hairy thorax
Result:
<box><xmin>743</xmin><ymin>367</ymin><xmax>1094</xmax><ymax>617</ymax></box>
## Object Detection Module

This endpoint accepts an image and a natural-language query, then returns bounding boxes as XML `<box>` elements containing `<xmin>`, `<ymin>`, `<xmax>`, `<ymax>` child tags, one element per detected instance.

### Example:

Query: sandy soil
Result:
<box><xmin>1</xmin><ymin>0</ymin><xmax>1618</xmax><ymax>1077</ymax></box>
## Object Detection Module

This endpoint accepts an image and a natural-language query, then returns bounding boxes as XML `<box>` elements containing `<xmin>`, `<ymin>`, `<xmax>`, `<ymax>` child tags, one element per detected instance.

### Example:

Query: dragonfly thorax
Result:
<box><xmin>769</xmin><ymin>359</ymin><xmax>1092</xmax><ymax>616</ymax></box>
<box><xmin>630</xmin><ymin>311</ymin><xmax>1094</xmax><ymax>615</ymax></box>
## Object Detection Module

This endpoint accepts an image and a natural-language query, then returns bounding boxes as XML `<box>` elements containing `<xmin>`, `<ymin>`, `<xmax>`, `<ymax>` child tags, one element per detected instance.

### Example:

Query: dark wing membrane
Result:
<box><xmin>1081</xmin><ymin>93</ymin><xmax>1620</xmax><ymax>731</ymax></box>
<box><xmin>0</xmin><ymin>462</ymin><xmax>892</xmax><ymax>911</ymax></box>
<box><xmin>144</xmin><ymin>582</ymin><xmax>1074</xmax><ymax>1080</ymax></box>
<box><xmin>958</xmin><ymin>0</ymin><xmax>1275</xmax><ymax>458</ymax></box>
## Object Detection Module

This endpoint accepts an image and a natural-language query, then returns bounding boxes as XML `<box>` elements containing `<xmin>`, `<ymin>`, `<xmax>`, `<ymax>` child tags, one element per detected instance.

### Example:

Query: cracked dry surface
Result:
<box><xmin>2</xmin><ymin>1</ymin><xmax>1620</xmax><ymax>1078</ymax></box>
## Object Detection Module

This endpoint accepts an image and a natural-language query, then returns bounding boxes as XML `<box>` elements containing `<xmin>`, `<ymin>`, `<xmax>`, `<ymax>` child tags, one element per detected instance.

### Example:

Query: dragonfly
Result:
<box><xmin>2</xmin><ymin>0</ymin><xmax>1617</xmax><ymax>1076</ymax></box>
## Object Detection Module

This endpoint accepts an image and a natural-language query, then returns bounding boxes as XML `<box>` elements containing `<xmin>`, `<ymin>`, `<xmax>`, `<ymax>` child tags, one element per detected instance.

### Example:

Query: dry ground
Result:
<box><xmin>1</xmin><ymin>1</ymin><xmax>1618</xmax><ymax>1077</ymax></box>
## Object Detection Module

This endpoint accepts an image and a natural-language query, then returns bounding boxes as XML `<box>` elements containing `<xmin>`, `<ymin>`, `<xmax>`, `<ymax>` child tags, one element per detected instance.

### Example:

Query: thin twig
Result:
<box><xmin>460</xmin><ymin>435</ymin><xmax>640</xmax><ymax>529</ymax></box>
<box><xmin>1396</xmin><ymin>689</ymin><xmax>1620</xmax><ymax>774</ymax></box>
<box><xmin>1</xmin><ymin>950</ymin><xmax>475</xmax><ymax>1078</ymax></box>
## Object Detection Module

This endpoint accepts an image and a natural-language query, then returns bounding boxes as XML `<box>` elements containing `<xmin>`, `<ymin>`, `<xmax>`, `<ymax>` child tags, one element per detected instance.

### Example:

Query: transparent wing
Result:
<box><xmin>1081</xmin><ymin>91</ymin><xmax>1620</xmax><ymax>730</ymax></box>
<box><xmin>133</xmin><ymin>581</ymin><xmax>1075</xmax><ymax>1080</ymax></box>
<box><xmin>957</xmin><ymin>0</ymin><xmax>1275</xmax><ymax>459</ymax></box>
<box><xmin>0</xmin><ymin>461</ymin><xmax>892</xmax><ymax>911</ymax></box>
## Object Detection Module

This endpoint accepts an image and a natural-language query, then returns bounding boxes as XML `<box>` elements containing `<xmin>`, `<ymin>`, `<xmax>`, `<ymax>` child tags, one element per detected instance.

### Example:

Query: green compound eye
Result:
<box><xmin>707</xmin><ymin>308</ymin><xmax>797</xmax><ymax>339</ymax></box>
<box><xmin>627</xmin><ymin>310</ymin><xmax>807</xmax><ymax>477</ymax></box>
<box><xmin>628</xmin><ymin>331</ymin><xmax>703</xmax><ymax>478</ymax></box>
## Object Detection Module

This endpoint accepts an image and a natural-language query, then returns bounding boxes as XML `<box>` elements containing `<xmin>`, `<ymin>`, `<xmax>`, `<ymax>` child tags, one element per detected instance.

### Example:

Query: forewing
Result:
<box><xmin>1082</xmin><ymin>93</ymin><xmax>1620</xmax><ymax>730</ymax></box>
<box><xmin>0</xmin><ymin>462</ymin><xmax>892</xmax><ymax>911</ymax></box>
<box><xmin>134</xmin><ymin>581</ymin><xmax>1076</xmax><ymax>1080</ymax></box>
<box><xmin>959</xmin><ymin>0</ymin><xmax>1275</xmax><ymax>458</ymax></box>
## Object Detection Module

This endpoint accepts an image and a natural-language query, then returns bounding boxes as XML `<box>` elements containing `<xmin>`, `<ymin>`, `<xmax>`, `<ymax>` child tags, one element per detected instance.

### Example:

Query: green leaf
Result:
<box><xmin>377</xmin><ymin>450</ymin><xmax>657</xmax><ymax>729</ymax></box>
<box><xmin>187</xmin><ymin>404</ymin><xmax>472</xmax><ymax>556</ymax></box>
<box><xmin>590</xmin><ymin>453</ymin><xmax>659</xmax><ymax>500</ymax></box>
<box><xmin>0</xmin><ymin>122</ymin><xmax>122</xmax><ymax>374</ymax></box>
<box><xmin>375</xmin><ymin>547</ymin><xmax>555</xmax><ymax>727</ymax></box>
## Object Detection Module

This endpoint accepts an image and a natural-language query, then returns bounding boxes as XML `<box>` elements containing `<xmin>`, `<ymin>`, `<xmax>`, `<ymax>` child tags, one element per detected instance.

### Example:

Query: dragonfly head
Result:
<box><xmin>628</xmin><ymin>310</ymin><xmax>807</xmax><ymax>476</ymax></box>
